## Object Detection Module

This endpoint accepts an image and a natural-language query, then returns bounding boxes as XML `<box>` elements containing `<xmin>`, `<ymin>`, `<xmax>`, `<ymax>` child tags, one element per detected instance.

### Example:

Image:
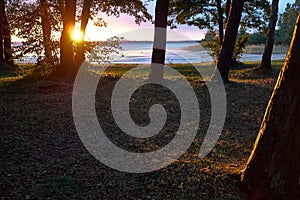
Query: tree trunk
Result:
<box><xmin>217</xmin><ymin>0</ymin><xmax>224</xmax><ymax>45</ymax></box>
<box><xmin>74</xmin><ymin>0</ymin><xmax>92</xmax><ymax>69</ymax></box>
<box><xmin>213</xmin><ymin>0</ymin><xmax>245</xmax><ymax>83</ymax></box>
<box><xmin>225</xmin><ymin>0</ymin><xmax>231</xmax><ymax>24</ymax></box>
<box><xmin>259</xmin><ymin>0</ymin><xmax>279</xmax><ymax>71</ymax></box>
<box><xmin>3</xmin><ymin>13</ymin><xmax>12</xmax><ymax>65</ymax></box>
<box><xmin>241</xmin><ymin>13</ymin><xmax>300</xmax><ymax>200</ymax></box>
<box><xmin>40</xmin><ymin>0</ymin><xmax>53</xmax><ymax>65</ymax></box>
<box><xmin>0</xmin><ymin>0</ymin><xmax>4</xmax><ymax>64</ymax></box>
<box><xmin>148</xmin><ymin>0</ymin><xmax>169</xmax><ymax>82</ymax></box>
<box><xmin>59</xmin><ymin>0</ymin><xmax>76</xmax><ymax>76</ymax></box>
<box><xmin>1</xmin><ymin>0</ymin><xmax>11</xmax><ymax>64</ymax></box>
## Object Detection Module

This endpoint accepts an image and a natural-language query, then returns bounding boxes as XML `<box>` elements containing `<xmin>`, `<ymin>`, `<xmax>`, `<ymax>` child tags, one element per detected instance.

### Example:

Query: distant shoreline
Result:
<box><xmin>121</xmin><ymin>40</ymin><xmax>202</xmax><ymax>43</ymax></box>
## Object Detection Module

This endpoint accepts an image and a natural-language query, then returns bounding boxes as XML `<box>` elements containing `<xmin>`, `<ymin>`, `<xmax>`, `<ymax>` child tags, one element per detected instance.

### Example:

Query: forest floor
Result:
<box><xmin>0</xmin><ymin>60</ymin><xmax>283</xmax><ymax>199</ymax></box>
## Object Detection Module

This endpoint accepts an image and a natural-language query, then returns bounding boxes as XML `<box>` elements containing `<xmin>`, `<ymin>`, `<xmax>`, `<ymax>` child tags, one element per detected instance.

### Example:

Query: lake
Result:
<box><xmin>108</xmin><ymin>41</ymin><xmax>287</xmax><ymax>64</ymax></box>
<box><xmin>14</xmin><ymin>41</ymin><xmax>287</xmax><ymax>64</ymax></box>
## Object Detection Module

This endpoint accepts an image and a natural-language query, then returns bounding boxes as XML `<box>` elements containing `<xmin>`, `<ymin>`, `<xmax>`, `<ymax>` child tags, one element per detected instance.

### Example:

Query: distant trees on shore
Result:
<box><xmin>247</xmin><ymin>1</ymin><xmax>300</xmax><ymax>45</ymax></box>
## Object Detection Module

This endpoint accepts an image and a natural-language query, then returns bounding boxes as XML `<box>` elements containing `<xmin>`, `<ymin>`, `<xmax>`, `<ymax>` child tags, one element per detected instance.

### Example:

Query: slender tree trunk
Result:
<box><xmin>40</xmin><ymin>0</ymin><xmax>53</xmax><ymax>65</ymax></box>
<box><xmin>259</xmin><ymin>0</ymin><xmax>279</xmax><ymax>71</ymax></box>
<box><xmin>74</xmin><ymin>0</ymin><xmax>92</xmax><ymax>69</ymax></box>
<box><xmin>213</xmin><ymin>0</ymin><xmax>245</xmax><ymax>83</ymax></box>
<box><xmin>0</xmin><ymin>0</ymin><xmax>4</xmax><ymax>64</ymax></box>
<box><xmin>1</xmin><ymin>0</ymin><xmax>11</xmax><ymax>64</ymax></box>
<box><xmin>148</xmin><ymin>0</ymin><xmax>169</xmax><ymax>82</ymax></box>
<box><xmin>59</xmin><ymin>0</ymin><xmax>76</xmax><ymax>76</ymax></box>
<box><xmin>241</xmin><ymin>13</ymin><xmax>300</xmax><ymax>200</ymax></box>
<box><xmin>3</xmin><ymin>15</ymin><xmax>12</xmax><ymax>64</ymax></box>
<box><xmin>216</xmin><ymin>0</ymin><xmax>224</xmax><ymax>45</ymax></box>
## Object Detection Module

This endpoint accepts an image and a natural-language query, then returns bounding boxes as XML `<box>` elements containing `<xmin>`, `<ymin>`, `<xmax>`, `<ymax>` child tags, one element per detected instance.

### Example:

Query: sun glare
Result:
<box><xmin>73</xmin><ymin>29</ymin><xmax>84</xmax><ymax>42</ymax></box>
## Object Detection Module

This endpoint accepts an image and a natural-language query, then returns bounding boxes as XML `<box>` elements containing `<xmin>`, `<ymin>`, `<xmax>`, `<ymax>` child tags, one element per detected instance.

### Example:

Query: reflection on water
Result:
<box><xmin>14</xmin><ymin>41</ymin><xmax>287</xmax><ymax>64</ymax></box>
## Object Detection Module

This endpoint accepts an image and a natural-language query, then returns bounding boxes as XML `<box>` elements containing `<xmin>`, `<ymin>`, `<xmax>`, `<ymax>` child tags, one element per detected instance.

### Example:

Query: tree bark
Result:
<box><xmin>40</xmin><ymin>0</ymin><xmax>53</xmax><ymax>65</ymax></box>
<box><xmin>0</xmin><ymin>0</ymin><xmax>4</xmax><ymax>64</ymax></box>
<box><xmin>259</xmin><ymin>0</ymin><xmax>279</xmax><ymax>71</ymax></box>
<box><xmin>216</xmin><ymin>0</ymin><xmax>224</xmax><ymax>45</ymax></box>
<box><xmin>59</xmin><ymin>0</ymin><xmax>76</xmax><ymax>76</ymax></box>
<box><xmin>148</xmin><ymin>0</ymin><xmax>169</xmax><ymax>82</ymax></box>
<box><xmin>0</xmin><ymin>0</ymin><xmax>12</xmax><ymax>65</ymax></box>
<box><xmin>213</xmin><ymin>0</ymin><xmax>245</xmax><ymax>83</ymax></box>
<box><xmin>241</xmin><ymin>13</ymin><xmax>300</xmax><ymax>200</ymax></box>
<box><xmin>74</xmin><ymin>0</ymin><xmax>92</xmax><ymax>69</ymax></box>
<box><xmin>225</xmin><ymin>0</ymin><xmax>231</xmax><ymax>24</ymax></box>
<box><xmin>3</xmin><ymin>12</ymin><xmax>12</xmax><ymax>65</ymax></box>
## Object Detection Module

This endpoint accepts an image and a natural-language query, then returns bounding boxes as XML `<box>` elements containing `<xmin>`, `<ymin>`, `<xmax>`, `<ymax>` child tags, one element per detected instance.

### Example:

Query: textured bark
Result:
<box><xmin>40</xmin><ymin>0</ymin><xmax>53</xmax><ymax>64</ymax></box>
<box><xmin>149</xmin><ymin>0</ymin><xmax>169</xmax><ymax>82</ymax></box>
<box><xmin>59</xmin><ymin>0</ymin><xmax>76</xmax><ymax>76</ymax></box>
<box><xmin>217</xmin><ymin>0</ymin><xmax>224</xmax><ymax>45</ymax></box>
<box><xmin>0</xmin><ymin>0</ymin><xmax>10</xmax><ymax>64</ymax></box>
<box><xmin>0</xmin><ymin>0</ymin><xmax>4</xmax><ymax>63</ymax></box>
<box><xmin>259</xmin><ymin>0</ymin><xmax>279</xmax><ymax>71</ymax></box>
<box><xmin>74</xmin><ymin>0</ymin><xmax>92</xmax><ymax>69</ymax></box>
<box><xmin>225</xmin><ymin>0</ymin><xmax>231</xmax><ymax>20</ymax></box>
<box><xmin>214</xmin><ymin>0</ymin><xmax>245</xmax><ymax>83</ymax></box>
<box><xmin>241</xmin><ymin>13</ymin><xmax>300</xmax><ymax>200</ymax></box>
<box><xmin>3</xmin><ymin>12</ymin><xmax>12</xmax><ymax>64</ymax></box>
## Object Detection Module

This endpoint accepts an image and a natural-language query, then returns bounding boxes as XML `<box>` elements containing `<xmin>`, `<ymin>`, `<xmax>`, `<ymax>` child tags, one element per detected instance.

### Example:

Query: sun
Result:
<box><xmin>72</xmin><ymin>29</ymin><xmax>84</xmax><ymax>42</ymax></box>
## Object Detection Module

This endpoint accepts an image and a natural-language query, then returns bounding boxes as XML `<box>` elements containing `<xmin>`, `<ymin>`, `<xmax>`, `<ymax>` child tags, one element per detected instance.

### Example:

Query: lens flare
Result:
<box><xmin>73</xmin><ymin>29</ymin><xmax>83</xmax><ymax>42</ymax></box>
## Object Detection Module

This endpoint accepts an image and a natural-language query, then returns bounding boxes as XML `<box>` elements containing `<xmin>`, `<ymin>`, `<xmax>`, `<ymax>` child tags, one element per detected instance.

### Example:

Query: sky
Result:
<box><xmin>84</xmin><ymin>1</ymin><xmax>203</xmax><ymax>41</ymax></box>
<box><xmin>83</xmin><ymin>0</ymin><xmax>295</xmax><ymax>41</ymax></box>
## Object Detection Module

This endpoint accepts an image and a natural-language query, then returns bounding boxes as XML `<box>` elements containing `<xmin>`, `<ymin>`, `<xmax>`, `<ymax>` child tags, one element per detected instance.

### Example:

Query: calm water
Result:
<box><xmin>109</xmin><ymin>41</ymin><xmax>286</xmax><ymax>64</ymax></box>
<box><xmin>15</xmin><ymin>41</ymin><xmax>287</xmax><ymax>64</ymax></box>
<box><xmin>109</xmin><ymin>41</ymin><xmax>212</xmax><ymax>64</ymax></box>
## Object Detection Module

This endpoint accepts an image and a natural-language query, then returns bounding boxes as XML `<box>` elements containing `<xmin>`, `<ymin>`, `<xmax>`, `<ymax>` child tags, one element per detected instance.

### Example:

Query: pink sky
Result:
<box><xmin>84</xmin><ymin>14</ymin><xmax>205</xmax><ymax>41</ymax></box>
<box><xmin>85</xmin><ymin>0</ymin><xmax>294</xmax><ymax>41</ymax></box>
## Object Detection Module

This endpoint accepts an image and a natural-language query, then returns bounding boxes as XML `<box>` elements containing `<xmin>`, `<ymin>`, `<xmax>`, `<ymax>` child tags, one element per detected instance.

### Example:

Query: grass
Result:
<box><xmin>0</xmin><ymin>60</ymin><xmax>283</xmax><ymax>199</ymax></box>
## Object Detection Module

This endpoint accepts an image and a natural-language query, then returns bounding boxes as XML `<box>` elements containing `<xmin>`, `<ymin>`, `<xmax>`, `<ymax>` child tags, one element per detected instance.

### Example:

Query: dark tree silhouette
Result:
<box><xmin>0</xmin><ymin>0</ymin><xmax>11</xmax><ymax>64</ymax></box>
<box><xmin>213</xmin><ymin>0</ymin><xmax>245</xmax><ymax>83</ymax></box>
<box><xmin>40</xmin><ymin>0</ymin><xmax>53</xmax><ymax>65</ymax></box>
<box><xmin>59</xmin><ymin>0</ymin><xmax>76</xmax><ymax>76</ymax></box>
<box><xmin>74</xmin><ymin>0</ymin><xmax>92</xmax><ymax>68</ymax></box>
<box><xmin>216</xmin><ymin>0</ymin><xmax>224</xmax><ymax>45</ymax></box>
<box><xmin>149</xmin><ymin>0</ymin><xmax>169</xmax><ymax>82</ymax></box>
<box><xmin>0</xmin><ymin>0</ymin><xmax>3</xmax><ymax>64</ymax></box>
<box><xmin>241</xmin><ymin>13</ymin><xmax>300</xmax><ymax>200</ymax></box>
<box><xmin>259</xmin><ymin>0</ymin><xmax>279</xmax><ymax>71</ymax></box>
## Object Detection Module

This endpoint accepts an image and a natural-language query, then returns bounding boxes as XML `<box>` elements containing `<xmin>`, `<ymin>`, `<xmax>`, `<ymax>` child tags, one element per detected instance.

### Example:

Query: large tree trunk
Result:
<box><xmin>225</xmin><ymin>0</ymin><xmax>231</xmax><ymax>24</ymax></box>
<box><xmin>213</xmin><ymin>0</ymin><xmax>245</xmax><ymax>83</ymax></box>
<box><xmin>74</xmin><ymin>0</ymin><xmax>92</xmax><ymax>69</ymax></box>
<box><xmin>0</xmin><ymin>0</ymin><xmax>4</xmax><ymax>64</ymax></box>
<box><xmin>259</xmin><ymin>0</ymin><xmax>279</xmax><ymax>71</ymax></box>
<box><xmin>148</xmin><ymin>0</ymin><xmax>169</xmax><ymax>82</ymax></box>
<box><xmin>40</xmin><ymin>0</ymin><xmax>53</xmax><ymax>65</ymax></box>
<box><xmin>59</xmin><ymin>0</ymin><xmax>76</xmax><ymax>76</ymax></box>
<box><xmin>241</xmin><ymin>13</ymin><xmax>300</xmax><ymax>200</ymax></box>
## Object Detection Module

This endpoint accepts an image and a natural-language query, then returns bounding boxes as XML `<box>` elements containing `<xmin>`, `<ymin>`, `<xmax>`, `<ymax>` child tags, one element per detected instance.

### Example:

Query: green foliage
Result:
<box><xmin>233</xmin><ymin>32</ymin><xmax>249</xmax><ymax>62</ymax></box>
<box><xmin>275</xmin><ymin>2</ymin><xmax>300</xmax><ymax>45</ymax></box>
<box><xmin>84</xmin><ymin>36</ymin><xmax>124</xmax><ymax>63</ymax></box>
<box><xmin>203</xmin><ymin>30</ymin><xmax>249</xmax><ymax>63</ymax></box>
<box><xmin>248</xmin><ymin>32</ymin><xmax>266</xmax><ymax>45</ymax></box>
<box><xmin>202</xmin><ymin>33</ymin><xmax>221</xmax><ymax>60</ymax></box>
<box><xmin>169</xmin><ymin>0</ymin><xmax>270</xmax><ymax>31</ymax></box>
